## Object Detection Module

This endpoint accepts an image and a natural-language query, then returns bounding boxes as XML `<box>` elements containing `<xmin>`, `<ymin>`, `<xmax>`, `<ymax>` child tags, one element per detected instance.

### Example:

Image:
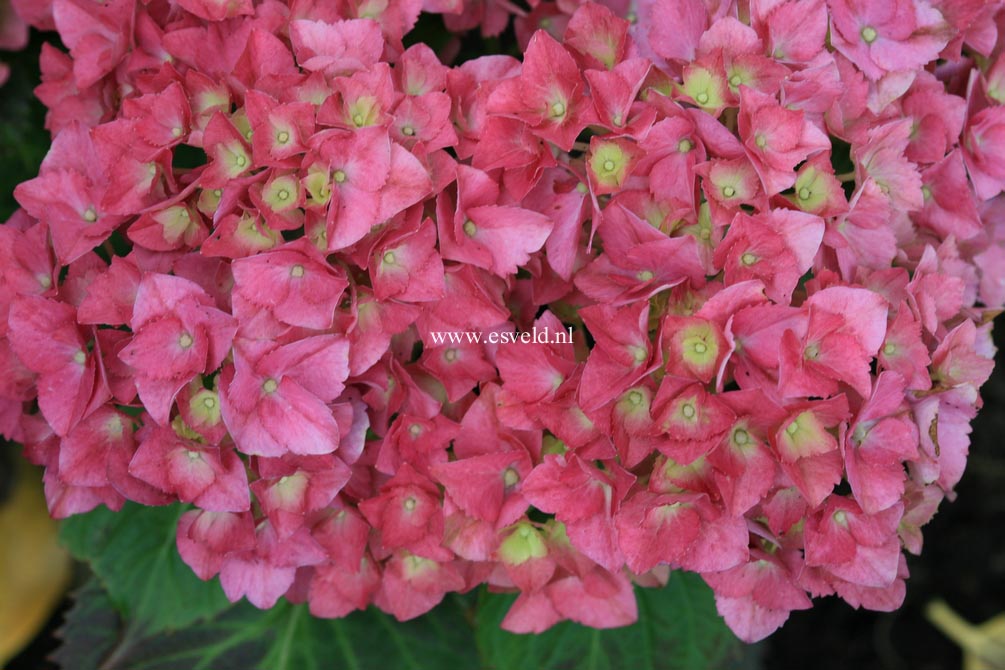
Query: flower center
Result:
<box><xmin>695</xmin><ymin>91</ymin><xmax>709</xmax><ymax>105</ymax></box>
<box><xmin>333</xmin><ymin>170</ymin><xmax>347</xmax><ymax>183</ymax></box>
<box><xmin>602</xmin><ymin>159</ymin><xmax>616</xmax><ymax>172</ymax></box>
<box><xmin>402</xmin><ymin>125</ymin><xmax>415</xmax><ymax>136</ymax></box>
<box><xmin>73</xmin><ymin>350</ymin><xmax>87</xmax><ymax>365</ymax></box>
<box><xmin>722</xmin><ymin>185</ymin><xmax>736</xmax><ymax>198</ymax></box>
<box><xmin>290</xmin><ymin>264</ymin><xmax>305</xmax><ymax>278</ymax></box>
<box><xmin>729</xmin><ymin>74</ymin><xmax>742</xmax><ymax>87</ymax></box>
<box><xmin>82</xmin><ymin>207</ymin><xmax>98</xmax><ymax>223</ymax></box>
<box><xmin>403</xmin><ymin>496</ymin><xmax>417</xmax><ymax>511</ymax></box>
<box><xmin>693</xmin><ymin>342</ymin><xmax>707</xmax><ymax>354</ymax></box>
<box><xmin>179</xmin><ymin>332</ymin><xmax>194</xmax><ymax>349</ymax></box>
<box><xmin>550</xmin><ymin>101</ymin><xmax>566</xmax><ymax>117</ymax></box>
<box><xmin>277</xmin><ymin>189</ymin><xmax>290</xmax><ymax>201</ymax></box>
<box><xmin>733</xmin><ymin>428</ymin><xmax>750</xmax><ymax>446</ymax></box>
<box><xmin>277</xmin><ymin>130</ymin><xmax>290</xmax><ymax>144</ymax></box>
<box><xmin>503</xmin><ymin>467</ymin><xmax>520</xmax><ymax>487</ymax></box>
<box><xmin>681</xmin><ymin>403</ymin><xmax>696</xmax><ymax>419</ymax></box>
<box><xmin>382</xmin><ymin>251</ymin><xmax>396</xmax><ymax>264</ymax></box>
<box><xmin>798</xmin><ymin>186</ymin><xmax>812</xmax><ymax>200</ymax></box>
<box><xmin>235</xmin><ymin>154</ymin><xmax>247</xmax><ymax>168</ymax></box>
<box><xmin>263</xmin><ymin>378</ymin><xmax>279</xmax><ymax>394</ymax></box>
<box><xmin>741</xmin><ymin>252</ymin><xmax>757</xmax><ymax>266</ymax></box>
<box><xmin>678</xmin><ymin>138</ymin><xmax>693</xmax><ymax>153</ymax></box>
<box><xmin>463</xmin><ymin>220</ymin><xmax>477</xmax><ymax>237</ymax></box>
<box><xmin>444</xmin><ymin>348</ymin><xmax>458</xmax><ymax>362</ymax></box>
<box><xmin>861</xmin><ymin>25</ymin><xmax>878</xmax><ymax>43</ymax></box>
<box><xmin>637</xmin><ymin>270</ymin><xmax>654</xmax><ymax>281</ymax></box>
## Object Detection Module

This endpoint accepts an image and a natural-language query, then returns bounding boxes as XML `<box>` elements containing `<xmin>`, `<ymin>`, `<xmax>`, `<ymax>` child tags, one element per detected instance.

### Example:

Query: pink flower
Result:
<box><xmin>119</xmin><ymin>273</ymin><xmax>237</xmax><ymax>426</ymax></box>
<box><xmin>738</xmin><ymin>87</ymin><xmax>830</xmax><ymax>195</ymax></box>
<box><xmin>250</xmin><ymin>454</ymin><xmax>351</xmax><ymax>537</ymax></box>
<box><xmin>129</xmin><ymin>422</ymin><xmax>249</xmax><ymax>512</ymax></box>
<box><xmin>220</xmin><ymin>336</ymin><xmax>349</xmax><ymax>457</ymax></box>
<box><xmin>714</xmin><ymin>209</ymin><xmax>824</xmax><ymax>304</ymax></box>
<box><xmin>438</xmin><ymin>165</ymin><xmax>553</xmax><ymax>277</ymax></box>
<box><xmin>487</xmin><ymin>30</ymin><xmax>587</xmax><ymax>151</ymax></box>
<box><xmin>289</xmin><ymin>18</ymin><xmax>383</xmax><ymax>77</ymax></box>
<box><xmin>963</xmin><ymin>105</ymin><xmax>1005</xmax><ymax>200</ymax></box>
<box><xmin>232</xmin><ymin>239</ymin><xmax>348</xmax><ymax>330</ymax></box>
<box><xmin>7</xmin><ymin>296</ymin><xmax>107</xmax><ymax>436</ymax></box>
<box><xmin>616</xmin><ymin>491</ymin><xmax>749</xmax><ymax>574</ymax></box>
<box><xmin>14</xmin><ymin>123</ymin><xmax>128</xmax><ymax>264</ymax></box>
<box><xmin>828</xmin><ymin>0</ymin><xmax>950</xmax><ymax>81</ymax></box>
<box><xmin>578</xmin><ymin>302</ymin><xmax>654</xmax><ymax>410</ymax></box>
<box><xmin>521</xmin><ymin>453</ymin><xmax>634</xmax><ymax>571</ymax></box>
<box><xmin>704</xmin><ymin>548</ymin><xmax>812</xmax><ymax>643</ymax></box>
<box><xmin>373</xmin><ymin>552</ymin><xmax>465</xmax><ymax>621</ymax></box>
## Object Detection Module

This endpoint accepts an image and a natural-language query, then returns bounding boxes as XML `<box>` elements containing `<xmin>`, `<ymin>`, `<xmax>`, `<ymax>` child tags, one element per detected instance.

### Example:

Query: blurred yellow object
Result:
<box><xmin>926</xmin><ymin>600</ymin><xmax>1005</xmax><ymax>670</ymax></box>
<box><xmin>0</xmin><ymin>458</ymin><xmax>72</xmax><ymax>668</ymax></box>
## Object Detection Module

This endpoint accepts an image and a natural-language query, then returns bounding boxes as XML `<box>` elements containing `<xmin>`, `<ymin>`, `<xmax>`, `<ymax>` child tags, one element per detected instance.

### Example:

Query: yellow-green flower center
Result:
<box><xmin>503</xmin><ymin>467</ymin><xmax>520</xmax><ymax>487</ymax></box>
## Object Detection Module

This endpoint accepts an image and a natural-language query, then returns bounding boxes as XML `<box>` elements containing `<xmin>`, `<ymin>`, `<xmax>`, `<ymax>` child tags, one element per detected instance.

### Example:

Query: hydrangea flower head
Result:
<box><xmin>2</xmin><ymin>0</ymin><xmax>1004</xmax><ymax>647</ymax></box>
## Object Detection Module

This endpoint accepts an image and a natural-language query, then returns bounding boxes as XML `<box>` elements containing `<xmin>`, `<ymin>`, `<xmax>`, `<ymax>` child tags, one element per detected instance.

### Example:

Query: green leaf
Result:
<box><xmin>475</xmin><ymin>573</ymin><xmax>756</xmax><ymax>670</ymax></box>
<box><xmin>54</xmin><ymin>577</ymin><xmax>482</xmax><ymax>670</ymax></box>
<box><xmin>52</xmin><ymin>580</ymin><xmax>123</xmax><ymax>670</ymax></box>
<box><xmin>59</xmin><ymin>503</ymin><xmax>231</xmax><ymax>634</ymax></box>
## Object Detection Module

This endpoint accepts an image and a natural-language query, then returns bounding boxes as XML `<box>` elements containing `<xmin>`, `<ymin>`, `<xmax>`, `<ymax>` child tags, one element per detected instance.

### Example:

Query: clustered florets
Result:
<box><xmin>1</xmin><ymin>0</ymin><xmax>1003</xmax><ymax>643</ymax></box>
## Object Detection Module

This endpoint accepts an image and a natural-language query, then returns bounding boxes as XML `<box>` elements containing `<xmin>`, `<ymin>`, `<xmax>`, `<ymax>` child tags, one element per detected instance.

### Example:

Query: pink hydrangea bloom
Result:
<box><xmin>3</xmin><ymin>0</ymin><xmax>1004</xmax><ymax>647</ymax></box>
